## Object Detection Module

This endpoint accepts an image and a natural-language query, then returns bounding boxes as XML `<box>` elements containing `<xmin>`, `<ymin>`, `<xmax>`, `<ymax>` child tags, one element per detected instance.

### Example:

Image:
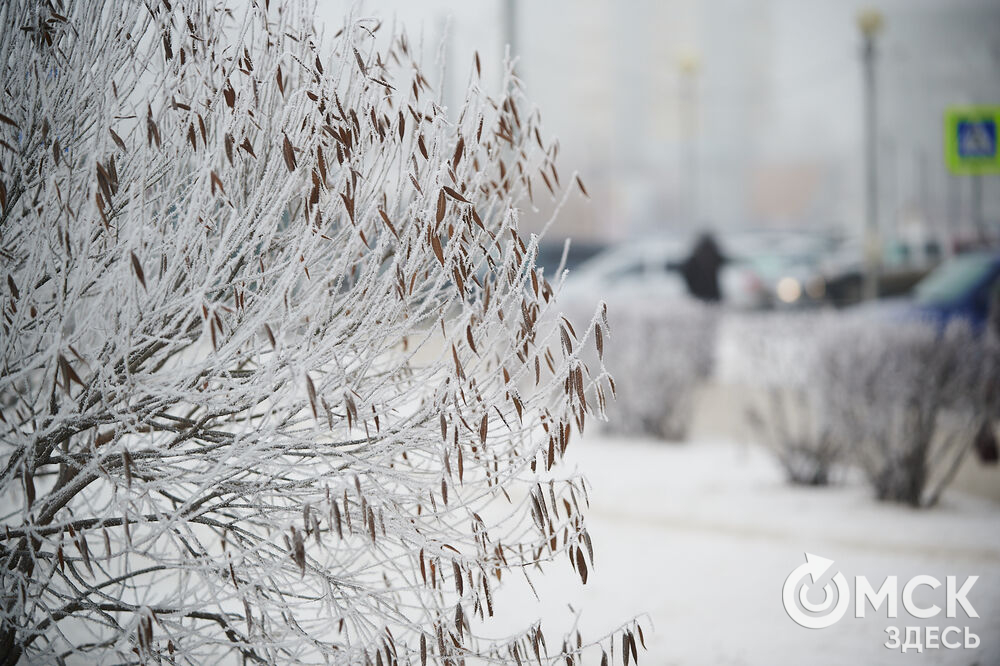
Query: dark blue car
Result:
<box><xmin>910</xmin><ymin>251</ymin><xmax>1000</xmax><ymax>331</ymax></box>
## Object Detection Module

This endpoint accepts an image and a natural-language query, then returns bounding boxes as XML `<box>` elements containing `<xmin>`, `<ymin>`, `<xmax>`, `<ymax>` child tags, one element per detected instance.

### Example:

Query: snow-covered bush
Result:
<box><xmin>0</xmin><ymin>1</ymin><xmax>639</xmax><ymax>662</ymax></box>
<box><xmin>721</xmin><ymin>312</ymin><xmax>841</xmax><ymax>485</ymax></box>
<box><xmin>721</xmin><ymin>310</ymin><xmax>998</xmax><ymax>497</ymax></box>
<box><xmin>596</xmin><ymin>299</ymin><xmax>716</xmax><ymax>441</ymax></box>
<box><xmin>744</xmin><ymin>387</ymin><xmax>840</xmax><ymax>486</ymax></box>
<box><xmin>715</xmin><ymin>311</ymin><xmax>821</xmax><ymax>390</ymax></box>
<box><xmin>819</xmin><ymin>317</ymin><xmax>993</xmax><ymax>507</ymax></box>
<box><xmin>973</xmin><ymin>309</ymin><xmax>1000</xmax><ymax>464</ymax></box>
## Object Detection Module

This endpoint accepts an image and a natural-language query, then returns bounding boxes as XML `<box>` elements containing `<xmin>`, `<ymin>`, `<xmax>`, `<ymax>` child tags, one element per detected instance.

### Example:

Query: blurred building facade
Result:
<box><xmin>317</xmin><ymin>0</ymin><xmax>1000</xmax><ymax>245</ymax></box>
<box><xmin>518</xmin><ymin>0</ymin><xmax>1000</xmax><ymax>245</ymax></box>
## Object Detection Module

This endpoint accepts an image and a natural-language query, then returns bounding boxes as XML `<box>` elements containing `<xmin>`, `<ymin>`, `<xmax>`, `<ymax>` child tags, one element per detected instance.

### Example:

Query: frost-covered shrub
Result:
<box><xmin>0</xmin><ymin>1</ymin><xmax>638</xmax><ymax>663</ymax></box>
<box><xmin>597</xmin><ymin>299</ymin><xmax>716</xmax><ymax>441</ymax></box>
<box><xmin>973</xmin><ymin>310</ymin><xmax>1000</xmax><ymax>464</ymax></box>
<box><xmin>715</xmin><ymin>311</ymin><xmax>821</xmax><ymax>389</ymax></box>
<box><xmin>721</xmin><ymin>312</ymin><xmax>841</xmax><ymax>485</ymax></box>
<box><xmin>745</xmin><ymin>388</ymin><xmax>840</xmax><ymax>486</ymax></box>
<box><xmin>820</xmin><ymin>317</ymin><xmax>992</xmax><ymax>507</ymax></box>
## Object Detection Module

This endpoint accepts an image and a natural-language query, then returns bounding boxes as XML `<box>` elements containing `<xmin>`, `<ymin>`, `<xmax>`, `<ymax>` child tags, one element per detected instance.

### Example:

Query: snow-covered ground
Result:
<box><xmin>486</xmin><ymin>436</ymin><xmax>1000</xmax><ymax>665</ymax></box>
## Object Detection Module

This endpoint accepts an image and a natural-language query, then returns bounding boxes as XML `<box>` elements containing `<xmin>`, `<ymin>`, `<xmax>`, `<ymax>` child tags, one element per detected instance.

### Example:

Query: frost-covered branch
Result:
<box><xmin>0</xmin><ymin>1</ymin><xmax>632</xmax><ymax>662</ymax></box>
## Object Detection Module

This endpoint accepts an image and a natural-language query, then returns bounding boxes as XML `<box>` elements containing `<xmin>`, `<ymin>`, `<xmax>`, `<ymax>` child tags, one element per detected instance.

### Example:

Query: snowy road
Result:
<box><xmin>487</xmin><ymin>436</ymin><xmax>1000</xmax><ymax>665</ymax></box>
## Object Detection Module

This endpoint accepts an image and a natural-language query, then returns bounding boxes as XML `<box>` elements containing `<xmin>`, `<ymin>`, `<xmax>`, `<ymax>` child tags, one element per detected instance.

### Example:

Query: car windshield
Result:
<box><xmin>913</xmin><ymin>253</ymin><xmax>996</xmax><ymax>305</ymax></box>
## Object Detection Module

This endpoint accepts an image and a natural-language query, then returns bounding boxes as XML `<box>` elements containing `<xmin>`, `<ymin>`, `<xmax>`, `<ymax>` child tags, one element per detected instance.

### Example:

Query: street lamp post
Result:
<box><xmin>972</xmin><ymin>174</ymin><xmax>984</xmax><ymax>241</ymax></box>
<box><xmin>857</xmin><ymin>9</ymin><xmax>884</xmax><ymax>301</ymax></box>
<box><xmin>678</xmin><ymin>50</ymin><xmax>700</xmax><ymax>227</ymax></box>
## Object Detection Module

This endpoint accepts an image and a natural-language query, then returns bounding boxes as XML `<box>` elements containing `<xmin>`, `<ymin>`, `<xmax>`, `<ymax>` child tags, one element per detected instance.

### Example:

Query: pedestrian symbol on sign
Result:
<box><xmin>957</xmin><ymin>120</ymin><xmax>996</xmax><ymax>158</ymax></box>
<box><xmin>945</xmin><ymin>107</ymin><xmax>1000</xmax><ymax>174</ymax></box>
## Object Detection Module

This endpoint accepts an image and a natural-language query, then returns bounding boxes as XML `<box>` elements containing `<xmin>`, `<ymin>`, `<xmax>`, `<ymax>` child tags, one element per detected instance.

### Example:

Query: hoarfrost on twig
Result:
<box><xmin>0</xmin><ymin>1</ymin><xmax>636</xmax><ymax>663</ymax></box>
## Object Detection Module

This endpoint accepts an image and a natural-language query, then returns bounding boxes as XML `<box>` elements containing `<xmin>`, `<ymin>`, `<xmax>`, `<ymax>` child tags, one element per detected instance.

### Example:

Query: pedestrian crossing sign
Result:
<box><xmin>945</xmin><ymin>106</ymin><xmax>1000</xmax><ymax>174</ymax></box>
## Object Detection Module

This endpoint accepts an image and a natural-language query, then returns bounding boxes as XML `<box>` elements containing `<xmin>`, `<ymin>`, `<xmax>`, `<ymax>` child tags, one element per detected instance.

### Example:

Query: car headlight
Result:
<box><xmin>806</xmin><ymin>276</ymin><xmax>826</xmax><ymax>300</ymax></box>
<box><xmin>776</xmin><ymin>277</ymin><xmax>802</xmax><ymax>303</ymax></box>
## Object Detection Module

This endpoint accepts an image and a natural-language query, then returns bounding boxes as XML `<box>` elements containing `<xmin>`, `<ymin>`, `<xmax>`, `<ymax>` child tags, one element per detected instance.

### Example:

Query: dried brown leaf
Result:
<box><xmin>442</xmin><ymin>185</ymin><xmax>469</xmax><ymax>203</ymax></box>
<box><xmin>130</xmin><ymin>251</ymin><xmax>146</xmax><ymax>290</ymax></box>
<box><xmin>282</xmin><ymin>133</ymin><xmax>297</xmax><ymax>171</ymax></box>
<box><xmin>575</xmin><ymin>547</ymin><xmax>588</xmax><ymax>584</ymax></box>
<box><xmin>436</xmin><ymin>189</ymin><xmax>446</xmax><ymax>224</ymax></box>
<box><xmin>305</xmin><ymin>373</ymin><xmax>318</xmax><ymax>420</ymax></box>
<box><xmin>109</xmin><ymin>128</ymin><xmax>126</xmax><ymax>152</ymax></box>
<box><xmin>210</xmin><ymin>171</ymin><xmax>225</xmax><ymax>196</ymax></box>
<box><xmin>290</xmin><ymin>526</ymin><xmax>305</xmax><ymax>575</ymax></box>
<box><xmin>431</xmin><ymin>234</ymin><xmax>445</xmax><ymax>265</ymax></box>
<box><xmin>451</xmin><ymin>136</ymin><xmax>464</xmax><ymax>170</ymax></box>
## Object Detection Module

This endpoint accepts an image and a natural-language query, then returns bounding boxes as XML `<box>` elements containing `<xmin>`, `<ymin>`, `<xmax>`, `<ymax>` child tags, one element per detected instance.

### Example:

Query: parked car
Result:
<box><xmin>819</xmin><ymin>236</ymin><xmax>945</xmax><ymax>307</ymax></box>
<box><xmin>909</xmin><ymin>251</ymin><xmax>1000</xmax><ymax>331</ymax></box>
<box><xmin>533</xmin><ymin>239</ymin><xmax>607</xmax><ymax>279</ymax></box>
<box><xmin>721</xmin><ymin>230</ymin><xmax>842</xmax><ymax>309</ymax></box>
<box><xmin>560</xmin><ymin>235</ymin><xmax>768</xmax><ymax>309</ymax></box>
<box><xmin>850</xmin><ymin>251</ymin><xmax>1000</xmax><ymax>332</ymax></box>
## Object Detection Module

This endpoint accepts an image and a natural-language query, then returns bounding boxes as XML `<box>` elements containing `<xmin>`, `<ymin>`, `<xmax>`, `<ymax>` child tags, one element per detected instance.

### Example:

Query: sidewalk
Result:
<box><xmin>485</xmin><ymin>435</ymin><xmax>1000</xmax><ymax>665</ymax></box>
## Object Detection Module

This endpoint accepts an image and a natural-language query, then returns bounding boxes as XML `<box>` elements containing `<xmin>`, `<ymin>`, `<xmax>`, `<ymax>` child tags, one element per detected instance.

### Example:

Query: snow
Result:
<box><xmin>486</xmin><ymin>435</ymin><xmax>1000</xmax><ymax>665</ymax></box>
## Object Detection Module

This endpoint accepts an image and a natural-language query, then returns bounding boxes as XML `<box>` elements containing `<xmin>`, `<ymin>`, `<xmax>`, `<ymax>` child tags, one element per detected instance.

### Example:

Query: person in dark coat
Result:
<box><xmin>675</xmin><ymin>232</ymin><xmax>726</xmax><ymax>302</ymax></box>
